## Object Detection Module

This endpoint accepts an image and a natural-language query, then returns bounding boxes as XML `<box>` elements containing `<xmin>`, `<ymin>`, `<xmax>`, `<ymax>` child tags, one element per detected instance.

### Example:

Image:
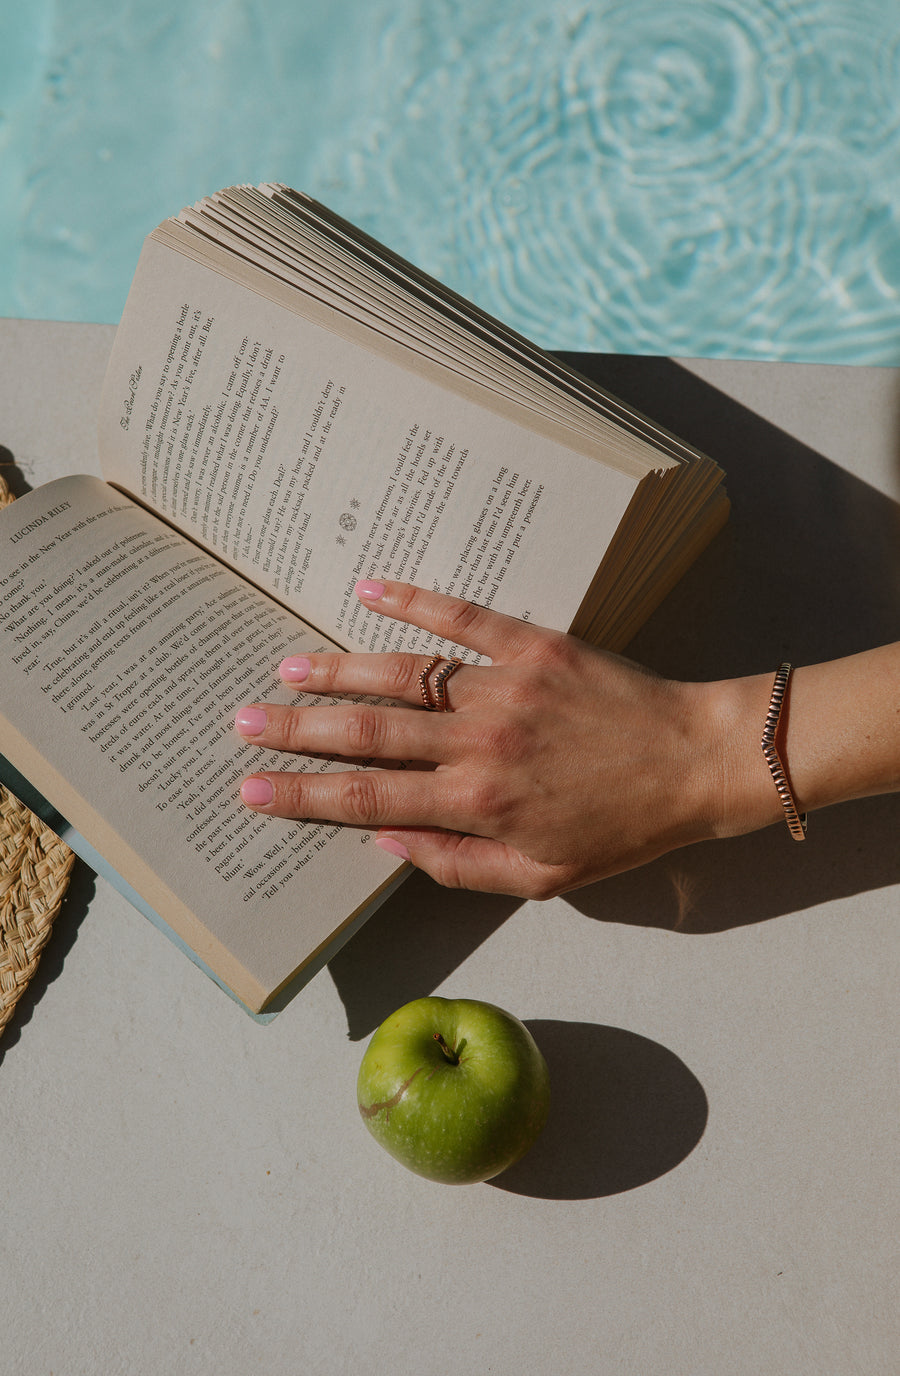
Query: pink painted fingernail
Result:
<box><xmin>375</xmin><ymin>836</ymin><xmax>411</xmax><ymax>861</ymax></box>
<box><xmin>355</xmin><ymin>579</ymin><xmax>386</xmax><ymax>601</ymax></box>
<box><xmin>280</xmin><ymin>655</ymin><xmax>311</xmax><ymax>683</ymax></box>
<box><xmin>241</xmin><ymin>777</ymin><xmax>274</xmax><ymax>806</ymax></box>
<box><xmin>235</xmin><ymin>705</ymin><xmax>267</xmax><ymax>736</ymax></box>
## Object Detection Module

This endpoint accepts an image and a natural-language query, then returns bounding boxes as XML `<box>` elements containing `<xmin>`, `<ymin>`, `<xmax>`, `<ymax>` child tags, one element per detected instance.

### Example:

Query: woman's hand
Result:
<box><xmin>233</xmin><ymin>580</ymin><xmax>789</xmax><ymax>898</ymax></box>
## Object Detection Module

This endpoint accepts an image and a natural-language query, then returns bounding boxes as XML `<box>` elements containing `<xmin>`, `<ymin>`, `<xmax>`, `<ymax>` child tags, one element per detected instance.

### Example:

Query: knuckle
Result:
<box><xmin>342</xmin><ymin>705</ymin><xmax>382</xmax><ymax>756</ymax></box>
<box><xmin>441</xmin><ymin>596</ymin><xmax>484</xmax><ymax>640</ymax></box>
<box><xmin>281</xmin><ymin>709</ymin><xmax>310</xmax><ymax>753</ymax></box>
<box><xmin>281</xmin><ymin>773</ymin><xmax>311</xmax><ymax>815</ymax></box>
<box><xmin>383</xmin><ymin>655</ymin><xmax>423</xmax><ymax>699</ymax></box>
<box><xmin>467</xmin><ymin>776</ymin><xmax>514</xmax><ymax>824</ymax></box>
<box><xmin>389</xmin><ymin>581</ymin><xmax>422</xmax><ymax>618</ymax></box>
<box><xmin>526</xmin><ymin>859</ymin><xmax>582</xmax><ymax>901</ymax></box>
<box><xmin>309</xmin><ymin>655</ymin><xmax>343</xmax><ymax>694</ymax></box>
<box><xmin>428</xmin><ymin>854</ymin><xmax>468</xmax><ymax>891</ymax></box>
<box><xmin>529</xmin><ymin>627</ymin><xmax>577</xmax><ymax>672</ymax></box>
<box><xmin>337</xmin><ymin>770</ymin><xmax>384</xmax><ymax>825</ymax></box>
<box><xmin>481</xmin><ymin>718</ymin><xmax>530</xmax><ymax>766</ymax></box>
<box><xmin>527</xmin><ymin>872</ymin><xmax>565</xmax><ymax>901</ymax></box>
<box><xmin>426</xmin><ymin>835</ymin><xmax>487</xmax><ymax>893</ymax></box>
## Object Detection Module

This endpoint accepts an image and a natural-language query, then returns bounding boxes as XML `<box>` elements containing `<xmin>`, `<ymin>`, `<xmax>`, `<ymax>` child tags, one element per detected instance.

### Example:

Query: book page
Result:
<box><xmin>98</xmin><ymin>239</ymin><xmax>639</xmax><ymax>655</ymax></box>
<box><xmin>0</xmin><ymin>476</ymin><xmax>405</xmax><ymax>1010</ymax></box>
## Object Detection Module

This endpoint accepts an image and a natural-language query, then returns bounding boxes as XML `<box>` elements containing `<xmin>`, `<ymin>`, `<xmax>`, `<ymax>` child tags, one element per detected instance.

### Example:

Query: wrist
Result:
<box><xmin>779</xmin><ymin>646</ymin><xmax>900</xmax><ymax>810</ymax></box>
<box><xmin>685</xmin><ymin>642</ymin><xmax>900</xmax><ymax>844</ymax></box>
<box><xmin>686</xmin><ymin>673</ymin><xmax>787</xmax><ymax>842</ymax></box>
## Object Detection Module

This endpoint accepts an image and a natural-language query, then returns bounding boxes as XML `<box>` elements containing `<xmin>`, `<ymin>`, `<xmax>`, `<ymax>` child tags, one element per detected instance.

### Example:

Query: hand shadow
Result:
<box><xmin>333</xmin><ymin>356</ymin><xmax>900</xmax><ymax>1019</ymax></box>
<box><xmin>328</xmin><ymin>866</ymin><xmax>524</xmax><ymax>1041</ymax></box>
<box><xmin>565</xmin><ymin>792</ymin><xmax>900</xmax><ymax>934</ymax></box>
<box><xmin>489</xmin><ymin>1020</ymin><xmax>708</xmax><ymax>1200</ymax></box>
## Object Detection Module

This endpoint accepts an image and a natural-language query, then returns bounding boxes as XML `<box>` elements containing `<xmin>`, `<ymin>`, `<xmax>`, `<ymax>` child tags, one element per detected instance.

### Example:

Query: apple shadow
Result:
<box><xmin>489</xmin><ymin>1021</ymin><xmax>708</xmax><ymax>1200</ymax></box>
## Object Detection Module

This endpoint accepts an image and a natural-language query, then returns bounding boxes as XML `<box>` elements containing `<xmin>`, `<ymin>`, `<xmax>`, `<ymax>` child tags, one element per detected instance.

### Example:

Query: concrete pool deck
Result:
<box><xmin>1</xmin><ymin>319</ymin><xmax>898</xmax><ymax>1375</ymax></box>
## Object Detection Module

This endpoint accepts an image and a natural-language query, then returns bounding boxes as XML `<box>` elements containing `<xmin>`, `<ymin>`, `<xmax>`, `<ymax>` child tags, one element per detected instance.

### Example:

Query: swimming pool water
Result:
<box><xmin>4</xmin><ymin>0</ymin><xmax>900</xmax><ymax>364</ymax></box>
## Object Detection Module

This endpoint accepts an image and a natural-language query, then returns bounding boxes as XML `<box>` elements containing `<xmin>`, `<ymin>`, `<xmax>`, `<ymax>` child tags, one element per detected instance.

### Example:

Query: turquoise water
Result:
<box><xmin>3</xmin><ymin>0</ymin><xmax>900</xmax><ymax>363</ymax></box>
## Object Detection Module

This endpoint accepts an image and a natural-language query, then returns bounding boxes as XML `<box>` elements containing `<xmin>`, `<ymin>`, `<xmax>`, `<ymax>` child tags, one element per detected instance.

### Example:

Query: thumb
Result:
<box><xmin>375</xmin><ymin>828</ymin><xmax>561</xmax><ymax>899</ymax></box>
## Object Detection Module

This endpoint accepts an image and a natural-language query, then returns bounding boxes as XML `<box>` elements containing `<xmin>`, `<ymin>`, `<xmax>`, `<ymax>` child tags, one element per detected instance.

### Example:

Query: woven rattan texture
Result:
<box><xmin>0</xmin><ymin>471</ymin><xmax>75</xmax><ymax>1039</ymax></box>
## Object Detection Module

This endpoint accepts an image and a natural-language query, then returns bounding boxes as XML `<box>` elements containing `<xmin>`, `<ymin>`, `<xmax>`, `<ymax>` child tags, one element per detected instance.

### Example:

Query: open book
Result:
<box><xmin>0</xmin><ymin>184</ymin><xmax>728</xmax><ymax>1012</ymax></box>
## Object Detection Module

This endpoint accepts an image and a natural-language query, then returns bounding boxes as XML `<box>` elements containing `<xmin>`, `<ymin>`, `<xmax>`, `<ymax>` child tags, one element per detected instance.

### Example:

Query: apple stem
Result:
<box><xmin>433</xmin><ymin>1032</ymin><xmax>460</xmax><ymax>1065</ymax></box>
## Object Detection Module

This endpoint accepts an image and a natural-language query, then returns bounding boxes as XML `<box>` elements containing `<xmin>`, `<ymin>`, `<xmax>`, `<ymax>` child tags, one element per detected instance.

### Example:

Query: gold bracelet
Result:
<box><xmin>760</xmin><ymin>663</ymin><xmax>807</xmax><ymax>841</ymax></box>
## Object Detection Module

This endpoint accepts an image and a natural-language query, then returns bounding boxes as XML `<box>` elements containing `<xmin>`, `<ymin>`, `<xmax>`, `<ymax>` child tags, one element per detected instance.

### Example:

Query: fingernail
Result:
<box><xmin>241</xmin><ymin>777</ymin><xmax>274</xmax><ymax>806</ymax></box>
<box><xmin>280</xmin><ymin>655</ymin><xmax>311</xmax><ymax>683</ymax></box>
<box><xmin>235</xmin><ymin>705</ymin><xmax>268</xmax><ymax>736</ymax></box>
<box><xmin>375</xmin><ymin>836</ymin><xmax>411</xmax><ymax>861</ymax></box>
<box><xmin>355</xmin><ymin>579</ymin><xmax>385</xmax><ymax>601</ymax></box>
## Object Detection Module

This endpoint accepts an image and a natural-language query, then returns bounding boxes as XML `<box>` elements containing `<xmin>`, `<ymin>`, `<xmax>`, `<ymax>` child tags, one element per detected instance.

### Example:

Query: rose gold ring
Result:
<box><xmin>418</xmin><ymin>655</ymin><xmax>443</xmax><ymax>710</ymax></box>
<box><xmin>431</xmin><ymin>657</ymin><xmax>463</xmax><ymax>713</ymax></box>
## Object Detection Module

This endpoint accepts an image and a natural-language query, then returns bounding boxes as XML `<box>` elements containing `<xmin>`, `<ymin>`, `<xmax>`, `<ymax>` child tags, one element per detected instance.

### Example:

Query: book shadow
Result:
<box><xmin>0</xmin><ymin>857</ymin><xmax>95</xmax><ymax>1068</ymax></box>
<box><xmin>561</xmin><ymin>353</ymin><xmax>900</xmax><ymax>679</ymax></box>
<box><xmin>489</xmin><ymin>1020</ymin><xmax>708</xmax><ymax>1200</ymax></box>
<box><xmin>560</xmin><ymin>353</ymin><xmax>900</xmax><ymax>931</ymax></box>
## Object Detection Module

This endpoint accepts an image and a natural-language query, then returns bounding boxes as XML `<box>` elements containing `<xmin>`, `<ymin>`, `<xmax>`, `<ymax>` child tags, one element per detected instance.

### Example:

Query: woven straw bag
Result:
<box><xmin>0</xmin><ymin>471</ymin><xmax>75</xmax><ymax>1040</ymax></box>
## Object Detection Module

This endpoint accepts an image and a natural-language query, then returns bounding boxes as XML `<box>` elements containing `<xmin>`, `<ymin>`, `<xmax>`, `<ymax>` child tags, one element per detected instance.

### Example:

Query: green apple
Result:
<box><xmin>357</xmin><ymin>996</ymin><xmax>550</xmax><ymax>1184</ymax></box>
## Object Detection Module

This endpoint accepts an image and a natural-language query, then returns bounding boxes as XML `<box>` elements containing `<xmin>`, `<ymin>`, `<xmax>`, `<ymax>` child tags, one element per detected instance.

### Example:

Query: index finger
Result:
<box><xmin>354</xmin><ymin>579</ymin><xmax>557</xmax><ymax>663</ymax></box>
<box><xmin>279</xmin><ymin>649</ymin><xmax>485</xmax><ymax>710</ymax></box>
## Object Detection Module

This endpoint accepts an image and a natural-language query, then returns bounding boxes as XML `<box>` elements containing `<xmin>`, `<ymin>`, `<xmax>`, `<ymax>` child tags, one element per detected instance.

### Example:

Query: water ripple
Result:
<box><xmin>389</xmin><ymin>0</ymin><xmax>900</xmax><ymax>361</ymax></box>
<box><xmin>7</xmin><ymin>0</ymin><xmax>900</xmax><ymax>362</ymax></box>
<box><xmin>581</xmin><ymin>0</ymin><xmax>802</xmax><ymax>185</ymax></box>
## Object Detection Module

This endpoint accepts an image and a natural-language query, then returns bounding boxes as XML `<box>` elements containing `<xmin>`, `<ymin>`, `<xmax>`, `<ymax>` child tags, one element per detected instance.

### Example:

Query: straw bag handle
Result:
<box><xmin>0</xmin><ymin>472</ymin><xmax>76</xmax><ymax>1041</ymax></box>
